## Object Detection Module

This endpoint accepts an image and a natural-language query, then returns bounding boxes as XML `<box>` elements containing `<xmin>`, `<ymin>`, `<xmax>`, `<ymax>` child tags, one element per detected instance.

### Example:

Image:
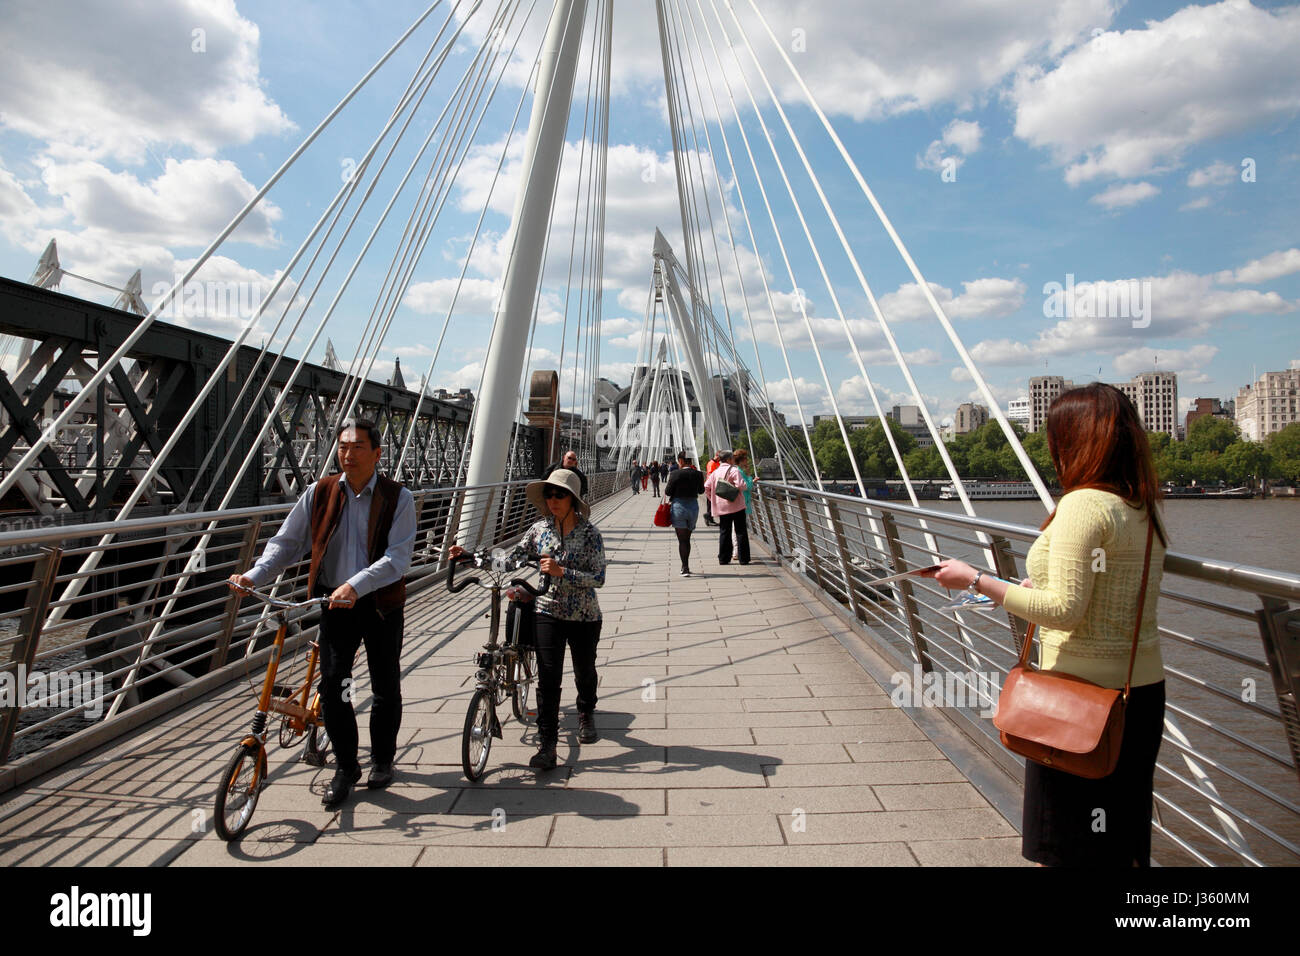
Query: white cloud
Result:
<box><xmin>1013</xmin><ymin>1</ymin><xmax>1300</xmax><ymax>184</ymax></box>
<box><xmin>39</xmin><ymin>158</ymin><xmax>281</xmax><ymax>247</ymax></box>
<box><xmin>967</xmin><ymin>252</ymin><xmax>1298</xmax><ymax>367</ymax></box>
<box><xmin>1113</xmin><ymin>344</ymin><xmax>1218</xmax><ymax>384</ymax></box>
<box><xmin>464</xmin><ymin>0</ymin><xmax>1117</xmax><ymax>123</ymax></box>
<box><xmin>0</xmin><ymin>0</ymin><xmax>292</xmax><ymax>163</ymax></box>
<box><xmin>1217</xmin><ymin>248</ymin><xmax>1300</xmax><ymax>284</ymax></box>
<box><xmin>1179</xmin><ymin>196</ymin><xmax>1213</xmax><ymax>211</ymax></box>
<box><xmin>879</xmin><ymin>277</ymin><xmax>1026</xmax><ymax>322</ymax></box>
<box><xmin>1089</xmin><ymin>181</ymin><xmax>1159</xmax><ymax>209</ymax></box>
<box><xmin>1187</xmin><ymin>160</ymin><xmax>1239</xmax><ymax>188</ymax></box>
<box><xmin>918</xmin><ymin>119</ymin><xmax>983</xmax><ymax>173</ymax></box>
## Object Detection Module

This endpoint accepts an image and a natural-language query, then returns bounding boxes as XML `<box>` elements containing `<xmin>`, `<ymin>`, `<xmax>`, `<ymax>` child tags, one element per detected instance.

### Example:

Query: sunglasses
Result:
<box><xmin>543</xmin><ymin>488</ymin><xmax>571</xmax><ymax>500</ymax></box>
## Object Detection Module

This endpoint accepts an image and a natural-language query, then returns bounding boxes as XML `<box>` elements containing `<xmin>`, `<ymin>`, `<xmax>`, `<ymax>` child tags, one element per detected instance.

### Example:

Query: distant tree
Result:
<box><xmin>815</xmin><ymin>437</ymin><xmax>850</xmax><ymax>478</ymax></box>
<box><xmin>904</xmin><ymin>445</ymin><xmax>946</xmax><ymax>479</ymax></box>
<box><xmin>1220</xmin><ymin>442</ymin><xmax>1272</xmax><ymax>486</ymax></box>
<box><xmin>1186</xmin><ymin>416</ymin><xmax>1238</xmax><ymax>456</ymax></box>
<box><xmin>1266</xmin><ymin>423</ymin><xmax>1300</xmax><ymax>484</ymax></box>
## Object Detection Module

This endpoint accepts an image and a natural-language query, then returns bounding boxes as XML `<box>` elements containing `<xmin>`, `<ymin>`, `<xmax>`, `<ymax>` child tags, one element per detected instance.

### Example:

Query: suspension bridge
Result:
<box><xmin>0</xmin><ymin>0</ymin><xmax>1296</xmax><ymax>867</ymax></box>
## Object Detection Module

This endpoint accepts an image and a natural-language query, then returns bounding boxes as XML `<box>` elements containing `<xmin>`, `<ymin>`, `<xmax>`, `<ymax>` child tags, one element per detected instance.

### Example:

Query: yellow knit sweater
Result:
<box><xmin>1001</xmin><ymin>488</ymin><xmax>1165</xmax><ymax>689</ymax></box>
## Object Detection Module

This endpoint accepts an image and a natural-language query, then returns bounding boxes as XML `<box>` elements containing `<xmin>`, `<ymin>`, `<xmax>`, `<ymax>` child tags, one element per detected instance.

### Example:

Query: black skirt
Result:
<box><xmin>1022</xmin><ymin>680</ymin><xmax>1165</xmax><ymax>867</ymax></box>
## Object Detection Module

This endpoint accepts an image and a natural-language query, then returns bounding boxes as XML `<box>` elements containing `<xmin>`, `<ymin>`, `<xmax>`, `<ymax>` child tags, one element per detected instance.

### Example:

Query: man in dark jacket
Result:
<box><xmin>543</xmin><ymin>448</ymin><xmax>588</xmax><ymax>498</ymax></box>
<box><xmin>229</xmin><ymin>419</ymin><xmax>414</xmax><ymax>807</ymax></box>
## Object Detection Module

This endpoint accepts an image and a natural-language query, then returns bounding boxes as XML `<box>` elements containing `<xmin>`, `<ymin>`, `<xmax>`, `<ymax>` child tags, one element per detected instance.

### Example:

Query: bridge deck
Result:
<box><xmin>0</xmin><ymin>490</ymin><xmax>1028</xmax><ymax>866</ymax></box>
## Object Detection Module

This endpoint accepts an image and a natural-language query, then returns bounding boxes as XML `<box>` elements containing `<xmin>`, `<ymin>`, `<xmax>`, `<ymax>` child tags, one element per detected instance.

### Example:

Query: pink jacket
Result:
<box><xmin>704</xmin><ymin>463</ymin><xmax>748</xmax><ymax>515</ymax></box>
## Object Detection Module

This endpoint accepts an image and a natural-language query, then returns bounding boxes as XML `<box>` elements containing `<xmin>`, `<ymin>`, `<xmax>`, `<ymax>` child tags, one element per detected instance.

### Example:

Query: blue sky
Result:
<box><xmin>1</xmin><ymin>0</ymin><xmax>1297</xmax><ymax>432</ymax></box>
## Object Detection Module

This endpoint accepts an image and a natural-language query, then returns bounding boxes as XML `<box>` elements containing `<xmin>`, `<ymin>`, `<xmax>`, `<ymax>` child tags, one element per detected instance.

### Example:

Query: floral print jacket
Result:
<box><xmin>510</xmin><ymin>515</ymin><xmax>606</xmax><ymax>621</ymax></box>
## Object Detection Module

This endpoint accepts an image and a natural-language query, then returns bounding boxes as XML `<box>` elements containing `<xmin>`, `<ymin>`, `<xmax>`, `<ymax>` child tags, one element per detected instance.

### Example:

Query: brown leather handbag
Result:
<box><xmin>993</xmin><ymin>517</ymin><xmax>1155</xmax><ymax>779</ymax></box>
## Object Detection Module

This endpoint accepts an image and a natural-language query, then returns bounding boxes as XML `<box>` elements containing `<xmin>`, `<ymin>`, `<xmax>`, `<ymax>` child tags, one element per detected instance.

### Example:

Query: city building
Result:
<box><xmin>1028</xmin><ymin>372</ymin><xmax>1179</xmax><ymax>437</ymax></box>
<box><xmin>953</xmin><ymin>402</ymin><xmax>989</xmax><ymax>435</ymax></box>
<box><xmin>1116</xmin><ymin>371</ymin><xmax>1178</xmax><ymax>438</ymax></box>
<box><xmin>1007</xmin><ymin>396</ymin><xmax>1030</xmax><ymax>431</ymax></box>
<box><xmin>1236</xmin><ymin>368</ymin><xmax>1300</xmax><ymax>441</ymax></box>
<box><xmin>889</xmin><ymin>405</ymin><xmax>934</xmax><ymax>448</ymax></box>
<box><xmin>1028</xmin><ymin>376</ymin><xmax>1073</xmax><ymax>432</ymax></box>
<box><xmin>1185</xmin><ymin>397</ymin><xmax>1235</xmax><ymax>438</ymax></box>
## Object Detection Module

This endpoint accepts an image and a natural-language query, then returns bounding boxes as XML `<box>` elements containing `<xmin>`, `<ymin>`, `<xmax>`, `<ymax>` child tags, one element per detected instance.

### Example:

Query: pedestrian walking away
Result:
<box><xmin>664</xmin><ymin>451</ymin><xmax>705</xmax><ymax>576</ymax></box>
<box><xmin>705</xmin><ymin>450</ymin><xmax>750</xmax><ymax>565</ymax></box>
<box><xmin>649</xmin><ymin>459</ymin><xmax>661</xmax><ymax>497</ymax></box>
<box><xmin>703</xmin><ymin>450</ymin><xmax>721</xmax><ymax>524</ymax></box>
<box><xmin>505</xmin><ymin>469</ymin><xmax>606</xmax><ymax>770</ymax></box>
<box><xmin>229</xmin><ymin>418</ymin><xmax>415</xmax><ymax>808</ymax></box>
<box><xmin>630</xmin><ymin>460</ymin><xmax>642</xmax><ymax>494</ymax></box>
<box><xmin>920</xmin><ymin>383</ymin><xmax>1168</xmax><ymax>867</ymax></box>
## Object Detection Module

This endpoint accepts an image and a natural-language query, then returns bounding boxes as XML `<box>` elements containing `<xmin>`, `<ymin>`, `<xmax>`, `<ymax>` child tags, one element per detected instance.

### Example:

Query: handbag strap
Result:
<box><xmin>1017</xmin><ymin>510</ymin><xmax>1158</xmax><ymax>699</ymax></box>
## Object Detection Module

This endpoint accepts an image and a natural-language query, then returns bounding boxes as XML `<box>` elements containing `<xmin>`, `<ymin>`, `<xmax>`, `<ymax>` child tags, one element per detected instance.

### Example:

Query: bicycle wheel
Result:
<box><xmin>213</xmin><ymin>742</ymin><xmax>264</xmax><ymax>841</ymax></box>
<box><xmin>461</xmin><ymin>688</ymin><xmax>494</xmax><ymax>781</ymax></box>
<box><xmin>511</xmin><ymin>646</ymin><xmax>536</xmax><ymax>724</ymax></box>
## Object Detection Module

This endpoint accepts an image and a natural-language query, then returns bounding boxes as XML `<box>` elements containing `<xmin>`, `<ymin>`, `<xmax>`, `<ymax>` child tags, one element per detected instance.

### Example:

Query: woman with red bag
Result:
<box><xmin>920</xmin><ymin>384</ymin><xmax>1167</xmax><ymax>866</ymax></box>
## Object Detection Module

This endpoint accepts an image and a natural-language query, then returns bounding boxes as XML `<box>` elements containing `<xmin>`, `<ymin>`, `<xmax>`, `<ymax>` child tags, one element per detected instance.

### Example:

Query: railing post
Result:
<box><xmin>826</xmin><ymin>499</ymin><xmax>863</xmax><ymax>623</ymax></box>
<box><xmin>878</xmin><ymin>511</ymin><xmax>933</xmax><ymax>672</ymax></box>
<box><xmin>989</xmin><ymin>534</ymin><xmax>1028</xmax><ymax>655</ymax></box>
<box><xmin>1256</xmin><ymin>596</ymin><xmax>1300</xmax><ymax>785</ymax></box>
<box><xmin>793</xmin><ymin>494</ymin><xmax>826</xmax><ymax>591</ymax></box>
<box><xmin>1</xmin><ymin>547</ymin><xmax>63</xmax><ymax>764</ymax></box>
<box><xmin>759</xmin><ymin>488</ymin><xmax>779</xmax><ymax>556</ymax></box>
<box><xmin>210</xmin><ymin>518</ymin><xmax>262</xmax><ymax>672</ymax></box>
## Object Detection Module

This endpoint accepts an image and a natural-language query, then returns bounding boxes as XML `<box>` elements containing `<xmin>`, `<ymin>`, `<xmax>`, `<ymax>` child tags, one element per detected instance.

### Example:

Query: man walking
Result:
<box><xmin>229</xmin><ymin>419</ymin><xmax>415</xmax><ymax>808</ymax></box>
<box><xmin>544</xmin><ymin>448</ymin><xmax>588</xmax><ymax>498</ymax></box>
<box><xmin>630</xmin><ymin>460</ymin><xmax>642</xmax><ymax>494</ymax></box>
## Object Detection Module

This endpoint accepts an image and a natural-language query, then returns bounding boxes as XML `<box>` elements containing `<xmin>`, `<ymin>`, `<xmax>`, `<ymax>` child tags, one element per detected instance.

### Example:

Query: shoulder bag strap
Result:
<box><xmin>1123</xmin><ymin>514</ymin><xmax>1157</xmax><ymax>700</ymax></box>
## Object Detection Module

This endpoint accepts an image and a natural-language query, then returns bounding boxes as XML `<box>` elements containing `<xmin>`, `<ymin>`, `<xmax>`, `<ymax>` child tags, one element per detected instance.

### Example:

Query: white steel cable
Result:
<box><xmin>692</xmin><ymin>0</ymin><xmax>868</xmax><ymax>497</ymax></box>
<box><xmin>329</xmin><ymin>0</ymin><xmax>531</xmax><ymax>458</ymax></box>
<box><xmin>739</xmin><ymin>0</ymin><xmax>1053</xmax><ymax>512</ymax></box>
<box><xmin>0</xmin><ymin>0</ymin><xmax>454</xmax><ymax>505</ymax></box>
<box><xmin>191</xmin><ymin>0</ymin><xmax>494</xmax><ymax>510</ymax></box>
<box><xmin>42</xmin><ymin>3</ymin><xmax>470</xmax><ymax>627</ymax></box>
<box><xmin>327</xmin><ymin>0</ymin><xmax>524</xmax><ymax>445</ymax></box>
<box><xmin>392</xmin><ymin>18</ymin><xmax>547</xmax><ymax>480</ymax></box>
<box><xmin>99</xmin><ymin>2</ymin><xmax>505</xmax><ymax>717</ymax></box>
<box><xmin>658</xmin><ymin>13</ymin><xmax>818</xmax><ymax>487</ymax></box>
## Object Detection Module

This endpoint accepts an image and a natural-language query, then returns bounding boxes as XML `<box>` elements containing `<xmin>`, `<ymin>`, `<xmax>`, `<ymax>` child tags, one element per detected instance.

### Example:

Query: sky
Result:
<box><xmin>1</xmin><ymin>0</ymin><xmax>1297</xmax><ymax>432</ymax></box>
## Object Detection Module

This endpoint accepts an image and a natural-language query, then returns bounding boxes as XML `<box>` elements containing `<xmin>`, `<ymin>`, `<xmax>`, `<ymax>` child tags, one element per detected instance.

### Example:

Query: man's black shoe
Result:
<box><xmin>322</xmin><ymin>766</ymin><xmax>362</xmax><ymax>807</ymax></box>
<box><xmin>367</xmin><ymin>762</ymin><xmax>395</xmax><ymax>790</ymax></box>
<box><xmin>529</xmin><ymin>745</ymin><xmax>558</xmax><ymax>770</ymax></box>
<box><xmin>578</xmin><ymin>712</ymin><xmax>599</xmax><ymax>744</ymax></box>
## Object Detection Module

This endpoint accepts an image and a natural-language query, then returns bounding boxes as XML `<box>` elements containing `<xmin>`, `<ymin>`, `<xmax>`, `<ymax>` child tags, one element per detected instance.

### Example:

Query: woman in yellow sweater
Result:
<box><xmin>922</xmin><ymin>384</ymin><xmax>1167</xmax><ymax>866</ymax></box>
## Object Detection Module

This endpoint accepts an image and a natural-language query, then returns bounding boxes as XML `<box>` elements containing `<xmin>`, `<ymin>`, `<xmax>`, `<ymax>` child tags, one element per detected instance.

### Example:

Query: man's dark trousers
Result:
<box><xmin>533</xmin><ymin>613</ymin><xmax>601</xmax><ymax>747</ymax></box>
<box><xmin>316</xmin><ymin>594</ymin><xmax>403</xmax><ymax>773</ymax></box>
<box><xmin>718</xmin><ymin>510</ymin><xmax>750</xmax><ymax>564</ymax></box>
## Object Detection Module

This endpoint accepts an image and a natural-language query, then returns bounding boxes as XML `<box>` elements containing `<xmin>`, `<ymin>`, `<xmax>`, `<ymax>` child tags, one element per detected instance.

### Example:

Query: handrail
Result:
<box><xmin>749</xmin><ymin>480</ymin><xmax>1300</xmax><ymax>868</ymax></box>
<box><xmin>0</xmin><ymin>472</ymin><xmax>622</xmax><ymax>777</ymax></box>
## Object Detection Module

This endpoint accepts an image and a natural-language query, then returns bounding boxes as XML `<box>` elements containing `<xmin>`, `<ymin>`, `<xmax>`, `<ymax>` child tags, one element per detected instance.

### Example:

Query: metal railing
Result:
<box><xmin>0</xmin><ymin>471</ymin><xmax>621</xmax><ymax>786</ymax></box>
<box><xmin>749</xmin><ymin>481</ymin><xmax>1300</xmax><ymax>867</ymax></box>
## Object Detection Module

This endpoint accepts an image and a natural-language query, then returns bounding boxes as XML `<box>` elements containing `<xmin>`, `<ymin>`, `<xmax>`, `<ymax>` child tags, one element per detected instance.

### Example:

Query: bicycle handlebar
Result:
<box><xmin>446</xmin><ymin>550</ymin><xmax>550</xmax><ymax>597</ymax></box>
<box><xmin>232</xmin><ymin>586</ymin><xmax>336</xmax><ymax>611</ymax></box>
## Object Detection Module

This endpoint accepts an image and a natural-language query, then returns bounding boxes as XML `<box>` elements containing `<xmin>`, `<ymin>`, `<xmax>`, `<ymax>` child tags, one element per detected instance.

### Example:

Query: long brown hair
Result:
<box><xmin>1042</xmin><ymin>383</ymin><xmax>1165</xmax><ymax>545</ymax></box>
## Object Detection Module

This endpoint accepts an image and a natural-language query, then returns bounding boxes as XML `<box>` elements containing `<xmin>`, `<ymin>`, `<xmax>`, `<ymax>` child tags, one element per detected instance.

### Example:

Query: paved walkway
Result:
<box><xmin>0</xmin><ymin>489</ymin><xmax>1028</xmax><ymax>866</ymax></box>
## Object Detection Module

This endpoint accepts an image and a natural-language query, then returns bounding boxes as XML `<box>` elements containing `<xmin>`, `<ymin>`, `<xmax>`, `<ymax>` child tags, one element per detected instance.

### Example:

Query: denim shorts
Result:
<box><xmin>670</xmin><ymin>498</ymin><xmax>698</xmax><ymax>530</ymax></box>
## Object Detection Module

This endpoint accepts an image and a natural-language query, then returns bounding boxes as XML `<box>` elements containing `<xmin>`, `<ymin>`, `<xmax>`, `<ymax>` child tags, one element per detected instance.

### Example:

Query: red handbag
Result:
<box><xmin>993</xmin><ymin>517</ymin><xmax>1155</xmax><ymax>779</ymax></box>
<box><xmin>653</xmin><ymin>499</ymin><xmax>671</xmax><ymax>527</ymax></box>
